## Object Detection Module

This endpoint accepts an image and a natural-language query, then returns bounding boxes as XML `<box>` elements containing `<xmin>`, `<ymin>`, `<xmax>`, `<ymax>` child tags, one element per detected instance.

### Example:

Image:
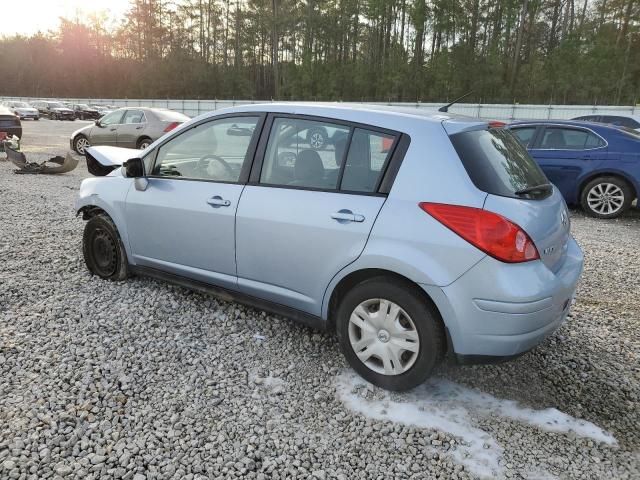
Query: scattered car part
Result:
<box><xmin>4</xmin><ymin>145</ymin><xmax>78</xmax><ymax>174</ymax></box>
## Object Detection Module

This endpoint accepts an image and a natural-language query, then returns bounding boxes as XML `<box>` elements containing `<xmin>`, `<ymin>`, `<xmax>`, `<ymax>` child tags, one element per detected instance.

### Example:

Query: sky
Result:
<box><xmin>0</xmin><ymin>0</ymin><xmax>131</xmax><ymax>36</ymax></box>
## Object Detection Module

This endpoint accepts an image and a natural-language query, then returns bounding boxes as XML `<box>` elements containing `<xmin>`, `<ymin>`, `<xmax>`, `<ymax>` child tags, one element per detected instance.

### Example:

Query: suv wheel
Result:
<box><xmin>580</xmin><ymin>176</ymin><xmax>632</xmax><ymax>219</ymax></box>
<box><xmin>336</xmin><ymin>277</ymin><xmax>445</xmax><ymax>391</ymax></box>
<box><xmin>73</xmin><ymin>135</ymin><xmax>90</xmax><ymax>155</ymax></box>
<box><xmin>137</xmin><ymin>138</ymin><xmax>152</xmax><ymax>150</ymax></box>
<box><xmin>83</xmin><ymin>214</ymin><xmax>129</xmax><ymax>280</ymax></box>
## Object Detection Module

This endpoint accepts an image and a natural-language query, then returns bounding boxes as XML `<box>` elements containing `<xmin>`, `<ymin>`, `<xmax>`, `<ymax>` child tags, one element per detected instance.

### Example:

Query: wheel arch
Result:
<box><xmin>325</xmin><ymin>268</ymin><xmax>448</xmax><ymax>352</ymax></box>
<box><xmin>578</xmin><ymin>170</ymin><xmax>638</xmax><ymax>201</ymax></box>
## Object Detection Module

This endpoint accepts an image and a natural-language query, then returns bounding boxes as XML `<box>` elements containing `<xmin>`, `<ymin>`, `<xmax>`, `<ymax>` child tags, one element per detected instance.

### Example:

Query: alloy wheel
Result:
<box><xmin>587</xmin><ymin>183</ymin><xmax>624</xmax><ymax>216</ymax></box>
<box><xmin>309</xmin><ymin>132</ymin><xmax>325</xmax><ymax>149</ymax></box>
<box><xmin>348</xmin><ymin>298</ymin><xmax>420</xmax><ymax>376</ymax></box>
<box><xmin>75</xmin><ymin>137</ymin><xmax>90</xmax><ymax>155</ymax></box>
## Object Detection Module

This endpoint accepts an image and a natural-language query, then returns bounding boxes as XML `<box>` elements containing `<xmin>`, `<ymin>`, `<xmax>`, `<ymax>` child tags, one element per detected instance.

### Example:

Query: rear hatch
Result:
<box><xmin>447</xmin><ymin>124</ymin><xmax>570</xmax><ymax>271</ymax></box>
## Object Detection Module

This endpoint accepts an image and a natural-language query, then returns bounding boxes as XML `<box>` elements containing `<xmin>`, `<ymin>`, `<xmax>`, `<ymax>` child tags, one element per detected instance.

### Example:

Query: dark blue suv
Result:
<box><xmin>508</xmin><ymin>120</ymin><xmax>640</xmax><ymax>218</ymax></box>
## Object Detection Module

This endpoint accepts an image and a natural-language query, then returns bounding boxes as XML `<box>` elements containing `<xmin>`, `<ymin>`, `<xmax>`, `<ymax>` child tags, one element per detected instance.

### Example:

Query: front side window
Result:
<box><xmin>100</xmin><ymin>111</ymin><xmax>124</xmax><ymax>126</ymax></box>
<box><xmin>153</xmin><ymin>116</ymin><xmax>259</xmax><ymax>182</ymax></box>
<box><xmin>260</xmin><ymin>118</ymin><xmax>350</xmax><ymax>189</ymax></box>
<box><xmin>511</xmin><ymin>127</ymin><xmax>537</xmax><ymax>147</ymax></box>
<box><xmin>122</xmin><ymin>110</ymin><xmax>145</xmax><ymax>124</ymax></box>
<box><xmin>539</xmin><ymin>127</ymin><xmax>604</xmax><ymax>150</ymax></box>
<box><xmin>340</xmin><ymin>128</ymin><xmax>396</xmax><ymax>192</ymax></box>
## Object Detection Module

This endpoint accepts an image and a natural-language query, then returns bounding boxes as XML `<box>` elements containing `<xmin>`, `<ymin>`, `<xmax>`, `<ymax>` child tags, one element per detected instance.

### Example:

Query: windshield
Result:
<box><xmin>12</xmin><ymin>102</ymin><xmax>29</xmax><ymax>108</ymax></box>
<box><xmin>450</xmin><ymin>128</ymin><xmax>550</xmax><ymax>200</ymax></box>
<box><xmin>49</xmin><ymin>102</ymin><xmax>65</xmax><ymax>108</ymax></box>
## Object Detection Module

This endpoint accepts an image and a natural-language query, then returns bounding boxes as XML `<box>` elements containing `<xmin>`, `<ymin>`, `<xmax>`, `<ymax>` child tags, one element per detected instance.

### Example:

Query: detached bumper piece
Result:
<box><xmin>3</xmin><ymin>144</ymin><xmax>78</xmax><ymax>174</ymax></box>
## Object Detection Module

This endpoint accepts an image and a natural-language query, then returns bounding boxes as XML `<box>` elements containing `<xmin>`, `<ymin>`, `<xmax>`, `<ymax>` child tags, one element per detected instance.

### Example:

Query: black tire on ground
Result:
<box><xmin>580</xmin><ymin>176</ymin><xmax>633</xmax><ymax>219</ymax></box>
<box><xmin>306</xmin><ymin>127</ymin><xmax>327</xmax><ymax>150</ymax></box>
<box><xmin>34</xmin><ymin>117</ymin><xmax>39</xmax><ymax>121</ymax></box>
<box><xmin>83</xmin><ymin>214</ymin><xmax>130</xmax><ymax>281</ymax></box>
<box><xmin>335</xmin><ymin>276</ymin><xmax>446</xmax><ymax>391</ymax></box>
<box><xmin>137</xmin><ymin>137</ymin><xmax>152</xmax><ymax>149</ymax></box>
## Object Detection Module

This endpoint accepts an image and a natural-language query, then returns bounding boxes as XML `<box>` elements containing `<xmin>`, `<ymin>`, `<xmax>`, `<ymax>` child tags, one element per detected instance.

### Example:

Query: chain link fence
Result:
<box><xmin>1</xmin><ymin>96</ymin><xmax>638</xmax><ymax>120</ymax></box>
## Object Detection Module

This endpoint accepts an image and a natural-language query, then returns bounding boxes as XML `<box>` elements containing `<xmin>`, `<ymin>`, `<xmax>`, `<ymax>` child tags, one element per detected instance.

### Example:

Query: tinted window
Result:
<box><xmin>123</xmin><ymin>110</ymin><xmax>145</xmax><ymax>124</ymax></box>
<box><xmin>340</xmin><ymin>128</ymin><xmax>395</xmax><ymax>192</ymax></box>
<box><xmin>511</xmin><ymin>127</ymin><xmax>537</xmax><ymax>147</ymax></box>
<box><xmin>601</xmin><ymin>116</ymin><xmax>640</xmax><ymax>129</ymax></box>
<box><xmin>450</xmin><ymin>128</ymin><xmax>549</xmax><ymax>199</ymax></box>
<box><xmin>574</xmin><ymin>115</ymin><xmax>598</xmax><ymax>122</ymax></box>
<box><xmin>539</xmin><ymin>127</ymin><xmax>604</xmax><ymax>149</ymax></box>
<box><xmin>153</xmin><ymin>116</ymin><xmax>259</xmax><ymax>182</ymax></box>
<box><xmin>260</xmin><ymin>118</ymin><xmax>350</xmax><ymax>189</ymax></box>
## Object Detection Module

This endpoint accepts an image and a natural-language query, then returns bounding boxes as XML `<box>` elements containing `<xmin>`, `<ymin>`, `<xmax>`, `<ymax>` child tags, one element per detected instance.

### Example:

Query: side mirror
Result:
<box><xmin>123</xmin><ymin>158</ymin><xmax>144</xmax><ymax>178</ymax></box>
<box><xmin>95</xmin><ymin>120</ymin><xmax>102</xmax><ymax>127</ymax></box>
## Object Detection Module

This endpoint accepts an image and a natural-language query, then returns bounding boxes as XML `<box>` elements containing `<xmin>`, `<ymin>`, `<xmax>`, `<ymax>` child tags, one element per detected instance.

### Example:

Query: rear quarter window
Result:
<box><xmin>450</xmin><ymin>128</ymin><xmax>549</xmax><ymax>199</ymax></box>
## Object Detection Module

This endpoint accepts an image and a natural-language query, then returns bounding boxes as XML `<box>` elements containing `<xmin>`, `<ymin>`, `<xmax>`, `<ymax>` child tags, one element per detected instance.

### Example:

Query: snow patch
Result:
<box><xmin>335</xmin><ymin>371</ymin><xmax>616</xmax><ymax>479</ymax></box>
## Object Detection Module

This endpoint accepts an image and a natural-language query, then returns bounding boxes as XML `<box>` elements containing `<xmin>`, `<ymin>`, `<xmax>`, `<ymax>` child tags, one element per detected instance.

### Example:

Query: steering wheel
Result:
<box><xmin>197</xmin><ymin>154</ymin><xmax>233</xmax><ymax>177</ymax></box>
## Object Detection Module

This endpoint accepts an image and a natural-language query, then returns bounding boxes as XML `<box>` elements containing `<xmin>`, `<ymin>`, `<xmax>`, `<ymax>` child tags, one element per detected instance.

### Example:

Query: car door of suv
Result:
<box><xmin>527</xmin><ymin>126</ymin><xmax>607</xmax><ymax>202</ymax></box>
<box><xmin>117</xmin><ymin>109</ymin><xmax>147</xmax><ymax>148</ymax></box>
<box><xmin>125</xmin><ymin>114</ymin><xmax>264</xmax><ymax>289</ymax></box>
<box><xmin>235</xmin><ymin>115</ymin><xmax>401</xmax><ymax>316</ymax></box>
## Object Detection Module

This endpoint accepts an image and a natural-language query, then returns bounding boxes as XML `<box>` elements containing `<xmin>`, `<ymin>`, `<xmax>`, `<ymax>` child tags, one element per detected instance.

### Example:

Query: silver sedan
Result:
<box><xmin>70</xmin><ymin>107</ymin><xmax>189</xmax><ymax>155</ymax></box>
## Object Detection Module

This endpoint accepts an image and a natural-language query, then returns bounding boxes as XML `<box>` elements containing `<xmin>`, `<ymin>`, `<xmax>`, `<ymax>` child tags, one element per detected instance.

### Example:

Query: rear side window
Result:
<box><xmin>539</xmin><ymin>127</ymin><xmax>604</xmax><ymax>150</ymax></box>
<box><xmin>340</xmin><ymin>128</ymin><xmax>396</xmax><ymax>192</ymax></box>
<box><xmin>450</xmin><ymin>128</ymin><xmax>548</xmax><ymax>199</ymax></box>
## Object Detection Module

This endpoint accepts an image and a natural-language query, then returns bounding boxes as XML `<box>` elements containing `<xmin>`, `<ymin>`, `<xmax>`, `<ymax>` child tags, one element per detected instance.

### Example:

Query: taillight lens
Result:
<box><xmin>488</xmin><ymin>120</ymin><xmax>506</xmax><ymax>128</ymax></box>
<box><xmin>164</xmin><ymin>122</ymin><xmax>180</xmax><ymax>132</ymax></box>
<box><xmin>419</xmin><ymin>202</ymin><xmax>539</xmax><ymax>263</ymax></box>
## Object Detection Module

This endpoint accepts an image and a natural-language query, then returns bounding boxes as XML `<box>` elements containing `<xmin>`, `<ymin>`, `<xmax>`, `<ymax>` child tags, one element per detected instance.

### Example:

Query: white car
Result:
<box><xmin>3</xmin><ymin>101</ymin><xmax>39</xmax><ymax>120</ymax></box>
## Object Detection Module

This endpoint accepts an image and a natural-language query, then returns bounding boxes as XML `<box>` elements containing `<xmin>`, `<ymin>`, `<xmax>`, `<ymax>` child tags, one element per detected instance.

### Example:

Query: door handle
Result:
<box><xmin>109</xmin><ymin>128</ymin><xmax>116</xmax><ymax>131</ymax></box>
<box><xmin>135</xmin><ymin>126</ymin><xmax>143</xmax><ymax>130</ymax></box>
<box><xmin>207</xmin><ymin>196</ymin><xmax>231</xmax><ymax>207</ymax></box>
<box><xmin>331</xmin><ymin>209</ymin><xmax>365</xmax><ymax>223</ymax></box>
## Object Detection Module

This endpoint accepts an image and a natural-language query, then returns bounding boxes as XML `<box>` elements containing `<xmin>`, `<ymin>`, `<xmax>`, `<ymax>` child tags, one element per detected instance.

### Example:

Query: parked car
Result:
<box><xmin>72</xmin><ymin>104</ymin><xmax>101</xmax><ymax>120</ymax></box>
<box><xmin>507</xmin><ymin>120</ymin><xmax>640</xmax><ymax>219</ymax></box>
<box><xmin>75</xmin><ymin>104</ymin><xmax>583</xmax><ymax>391</ymax></box>
<box><xmin>91</xmin><ymin>105</ymin><xmax>114</xmax><ymax>116</ymax></box>
<box><xmin>70</xmin><ymin>107</ymin><xmax>189</xmax><ymax>155</ymax></box>
<box><xmin>31</xmin><ymin>101</ymin><xmax>76</xmax><ymax>120</ymax></box>
<box><xmin>0</xmin><ymin>106</ymin><xmax>22</xmax><ymax>138</ymax></box>
<box><xmin>3</xmin><ymin>101</ymin><xmax>39</xmax><ymax>120</ymax></box>
<box><xmin>572</xmin><ymin>114</ymin><xmax>640</xmax><ymax>131</ymax></box>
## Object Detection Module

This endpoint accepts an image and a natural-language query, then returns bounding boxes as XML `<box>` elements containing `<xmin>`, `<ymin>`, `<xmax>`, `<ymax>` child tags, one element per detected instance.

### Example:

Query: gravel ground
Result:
<box><xmin>1</xmin><ymin>119</ymin><xmax>639</xmax><ymax>479</ymax></box>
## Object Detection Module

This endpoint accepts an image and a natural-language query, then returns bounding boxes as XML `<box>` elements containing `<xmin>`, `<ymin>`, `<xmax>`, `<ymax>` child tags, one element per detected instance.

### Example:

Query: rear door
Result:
<box><xmin>116</xmin><ymin>109</ymin><xmax>147</xmax><ymax>148</ymax></box>
<box><xmin>235</xmin><ymin>115</ymin><xmax>399</xmax><ymax>316</ymax></box>
<box><xmin>527</xmin><ymin>126</ymin><xmax>607</xmax><ymax>201</ymax></box>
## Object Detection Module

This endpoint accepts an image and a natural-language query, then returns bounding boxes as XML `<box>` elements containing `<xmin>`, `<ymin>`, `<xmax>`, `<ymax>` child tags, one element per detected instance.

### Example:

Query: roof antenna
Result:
<box><xmin>438</xmin><ymin>91</ymin><xmax>473</xmax><ymax>113</ymax></box>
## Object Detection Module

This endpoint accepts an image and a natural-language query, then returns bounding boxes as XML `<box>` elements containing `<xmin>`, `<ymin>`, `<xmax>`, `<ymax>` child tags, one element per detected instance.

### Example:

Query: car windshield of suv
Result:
<box><xmin>49</xmin><ymin>102</ymin><xmax>65</xmax><ymax>108</ymax></box>
<box><xmin>450</xmin><ymin>128</ymin><xmax>550</xmax><ymax>199</ymax></box>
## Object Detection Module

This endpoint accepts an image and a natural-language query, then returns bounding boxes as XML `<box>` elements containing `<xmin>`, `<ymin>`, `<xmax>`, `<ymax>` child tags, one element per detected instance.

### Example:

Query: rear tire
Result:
<box><xmin>137</xmin><ymin>137</ymin><xmax>152</xmax><ymax>150</ymax></box>
<box><xmin>83</xmin><ymin>214</ymin><xmax>129</xmax><ymax>281</ymax></box>
<box><xmin>336</xmin><ymin>277</ymin><xmax>445</xmax><ymax>391</ymax></box>
<box><xmin>580</xmin><ymin>176</ymin><xmax>632</xmax><ymax>219</ymax></box>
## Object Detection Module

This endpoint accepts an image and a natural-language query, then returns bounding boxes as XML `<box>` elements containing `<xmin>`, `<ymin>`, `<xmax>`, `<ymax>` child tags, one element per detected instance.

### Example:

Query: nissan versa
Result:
<box><xmin>75</xmin><ymin>104</ymin><xmax>583</xmax><ymax>391</ymax></box>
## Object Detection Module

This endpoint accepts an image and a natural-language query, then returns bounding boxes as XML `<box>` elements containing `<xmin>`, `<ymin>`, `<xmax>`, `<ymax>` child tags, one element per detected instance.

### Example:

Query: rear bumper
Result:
<box><xmin>421</xmin><ymin>235</ymin><xmax>583</xmax><ymax>358</ymax></box>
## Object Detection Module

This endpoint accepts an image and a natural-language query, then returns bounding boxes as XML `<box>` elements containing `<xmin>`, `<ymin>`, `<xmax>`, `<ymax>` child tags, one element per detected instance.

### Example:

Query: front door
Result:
<box><xmin>235</xmin><ymin>116</ymin><xmax>399</xmax><ymax>315</ymax></box>
<box><xmin>125</xmin><ymin>114</ymin><xmax>263</xmax><ymax>289</ymax></box>
<box><xmin>89</xmin><ymin>110</ymin><xmax>125</xmax><ymax>147</ymax></box>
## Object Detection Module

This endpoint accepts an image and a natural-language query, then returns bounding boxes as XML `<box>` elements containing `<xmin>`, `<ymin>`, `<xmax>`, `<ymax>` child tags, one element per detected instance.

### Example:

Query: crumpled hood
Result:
<box><xmin>85</xmin><ymin>146</ymin><xmax>141</xmax><ymax>176</ymax></box>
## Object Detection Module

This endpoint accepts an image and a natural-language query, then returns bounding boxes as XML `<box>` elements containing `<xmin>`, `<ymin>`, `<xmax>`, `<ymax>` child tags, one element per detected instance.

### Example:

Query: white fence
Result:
<box><xmin>1</xmin><ymin>96</ymin><xmax>638</xmax><ymax>120</ymax></box>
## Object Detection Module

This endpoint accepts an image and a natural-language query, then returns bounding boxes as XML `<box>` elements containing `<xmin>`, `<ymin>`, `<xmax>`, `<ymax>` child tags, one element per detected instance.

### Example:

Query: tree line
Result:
<box><xmin>0</xmin><ymin>0</ymin><xmax>638</xmax><ymax>104</ymax></box>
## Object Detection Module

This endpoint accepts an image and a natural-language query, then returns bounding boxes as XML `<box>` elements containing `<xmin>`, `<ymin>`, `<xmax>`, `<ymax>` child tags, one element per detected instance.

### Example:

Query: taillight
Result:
<box><xmin>164</xmin><ymin>122</ymin><xmax>180</xmax><ymax>132</ymax></box>
<box><xmin>419</xmin><ymin>202</ymin><xmax>539</xmax><ymax>263</ymax></box>
<box><xmin>488</xmin><ymin>120</ymin><xmax>506</xmax><ymax>128</ymax></box>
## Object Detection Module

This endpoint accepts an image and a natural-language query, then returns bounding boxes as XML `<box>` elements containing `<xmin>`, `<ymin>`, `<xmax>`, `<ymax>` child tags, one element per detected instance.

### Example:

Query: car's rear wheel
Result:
<box><xmin>137</xmin><ymin>137</ymin><xmax>152</xmax><ymax>150</ymax></box>
<box><xmin>73</xmin><ymin>135</ymin><xmax>90</xmax><ymax>155</ymax></box>
<box><xmin>336</xmin><ymin>277</ymin><xmax>445</xmax><ymax>391</ymax></box>
<box><xmin>83</xmin><ymin>214</ymin><xmax>129</xmax><ymax>281</ymax></box>
<box><xmin>580</xmin><ymin>176</ymin><xmax>632</xmax><ymax>219</ymax></box>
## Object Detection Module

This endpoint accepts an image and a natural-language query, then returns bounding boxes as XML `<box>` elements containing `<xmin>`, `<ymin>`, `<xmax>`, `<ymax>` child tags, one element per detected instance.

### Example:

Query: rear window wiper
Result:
<box><xmin>515</xmin><ymin>183</ymin><xmax>552</xmax><ymax>197</ymax></box>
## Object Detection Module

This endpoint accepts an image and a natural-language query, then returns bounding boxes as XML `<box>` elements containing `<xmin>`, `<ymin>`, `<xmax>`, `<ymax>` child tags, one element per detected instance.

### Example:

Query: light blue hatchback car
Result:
<box><xmin>76</xmin><ymin>104</ymin><xmax>584</xmax><ymax>391</ymax></box>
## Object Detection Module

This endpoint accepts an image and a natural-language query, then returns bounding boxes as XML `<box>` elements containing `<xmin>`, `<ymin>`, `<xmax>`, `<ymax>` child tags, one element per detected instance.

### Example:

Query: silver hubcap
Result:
<box><xmin>310</xmin><ymin>133</ymin><xmax>324</xmax><ymax>149</ymax></box>
<box><xmin>348</xmin><ymin>299</ymin><xmax>420</xmax><ymax>376</ymax></box>
<box><xmin>76</xmin><ymin>138</ymin><xmax>89</xmax><ymax>154</ymax></box>
<box><xmin>587</xmin><ymin>183</ymin><xmax>624</xmax><ymax>215</ymax></box>
<box><xmin>139</xmin><ymin>142</ymin><xmax>150</xmax><ymax>150</ymax></box>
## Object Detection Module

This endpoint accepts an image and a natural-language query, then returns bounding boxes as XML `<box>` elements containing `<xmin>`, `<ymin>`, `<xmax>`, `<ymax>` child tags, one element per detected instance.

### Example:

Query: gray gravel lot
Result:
<box><xmin>1</xmin><ymin>119</ymin><xmax>639</xmax><ymax>479</ymax></box>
